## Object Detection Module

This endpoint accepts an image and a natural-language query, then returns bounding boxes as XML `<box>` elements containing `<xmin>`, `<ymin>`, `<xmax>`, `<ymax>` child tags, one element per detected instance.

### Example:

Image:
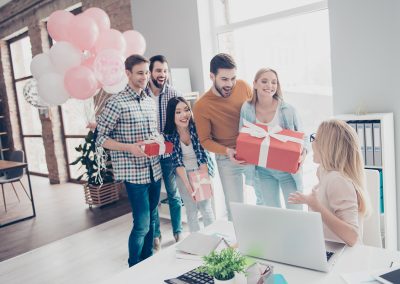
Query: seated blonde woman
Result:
<box><xmin>289</xmin><ymin>119</ymin><xmax>370</xmax><ymax>246</ymax></box>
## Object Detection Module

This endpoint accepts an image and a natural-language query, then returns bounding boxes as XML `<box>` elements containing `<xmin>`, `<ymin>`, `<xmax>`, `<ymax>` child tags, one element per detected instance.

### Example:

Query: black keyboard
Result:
<box><xmin>326</xmin><ymin>251</ymin><xmax>334</xmax><ymax>261</ymax></box>
<box><xmin>164</xmin><ymin>268</ymin><xmax>214</xmax><ymax>284</ymax></box>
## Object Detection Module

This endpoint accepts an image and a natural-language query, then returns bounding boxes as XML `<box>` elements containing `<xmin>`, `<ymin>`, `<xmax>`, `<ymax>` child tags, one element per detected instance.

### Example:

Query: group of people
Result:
<box><xmin>95</xmin><ymin>53</ymin><xmax>370</xmax><ymax>267</ymax></box>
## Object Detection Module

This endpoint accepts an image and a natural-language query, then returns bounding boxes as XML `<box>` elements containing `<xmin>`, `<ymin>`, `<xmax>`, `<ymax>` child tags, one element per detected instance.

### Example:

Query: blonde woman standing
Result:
<box><xmin>239</xmin><ymin>68</ymin><xmax>308</xmax><ymax>208</ymax></box>
<box><xmin>289</xmin><ymin>119</ymin><xmax>371</xmax><ymax>246</ymax></box>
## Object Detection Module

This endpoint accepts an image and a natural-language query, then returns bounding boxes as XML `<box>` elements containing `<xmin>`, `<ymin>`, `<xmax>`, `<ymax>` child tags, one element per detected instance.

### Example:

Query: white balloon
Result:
<box><xmin>37</xmin><ymin>73</ymin><xmax>70</xmax><ymax>105</ymax></box>
<box><xmin>102</xmin><ymin>74</ymin><xmax>128</xmax><ymax>94</ymax></box>
<box><xmin>23</xmin><ymin>79</ymin><xmax>48</xmax><ymax>108</ymax></box>
<box><xmin>30</xmin><ymin>53</ymin><xmax>56</xmax><ymax>80</ymax></box>
<box><xmin>49</xmin><ymin>41</ymin><xmax>82</xmax><ymax>74</ymax></box>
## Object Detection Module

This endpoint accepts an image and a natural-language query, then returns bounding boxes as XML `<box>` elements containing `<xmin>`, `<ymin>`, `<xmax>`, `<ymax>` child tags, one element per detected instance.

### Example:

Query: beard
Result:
<box><xmin>214</xmin><ymin>80</ymin><xmax>233</xmax><ymax>98</ymax></box>
<box><xmin>151</xmin><ymin>76</ymin><xmax>165</xmax><ymax>89</ymax></box>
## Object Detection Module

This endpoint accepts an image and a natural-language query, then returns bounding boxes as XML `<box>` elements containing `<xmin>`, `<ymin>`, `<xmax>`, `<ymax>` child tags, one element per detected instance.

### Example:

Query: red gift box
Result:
<box><xmin>188</xmin><ymin>170</ymin><xmax>213</xmax><ymax>202</ymax></box>
<box><xmin>140</xmin><ymin>140</ymin><xmax>173</xmax><ymax>156</ymax></box>
<box><xmin>236</xmin><ymin>120</ymin><xmax>304</xmax><ymax>174</ymax></box>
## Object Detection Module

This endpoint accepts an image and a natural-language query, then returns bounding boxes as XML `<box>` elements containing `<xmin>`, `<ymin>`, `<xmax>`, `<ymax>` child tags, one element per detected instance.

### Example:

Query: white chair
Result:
<box><xmin>363</xmin><ymin>169</ymin><xmax>382</xmax><ymax>248</ymax></box>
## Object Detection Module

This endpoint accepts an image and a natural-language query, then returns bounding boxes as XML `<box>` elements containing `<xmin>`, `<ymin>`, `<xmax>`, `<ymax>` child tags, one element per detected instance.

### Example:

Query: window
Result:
<box><xmin>60</xmin><ymin>99</ymin><xmax>89</xmax><ymax>180</ymax></box>
<box><xmin>8</xmin><ymin>34</ymin><xmax>48</xmax><ymax>175</ymax></box>
<box><xmin>212</xmin><ymin>0</ymin><xmax>332</xmax><ymax>190</ymax></box>
<box><xmin>224</xmin><ymin>0</ymin><xmax>323</xmax><ymax>24</ymax></box>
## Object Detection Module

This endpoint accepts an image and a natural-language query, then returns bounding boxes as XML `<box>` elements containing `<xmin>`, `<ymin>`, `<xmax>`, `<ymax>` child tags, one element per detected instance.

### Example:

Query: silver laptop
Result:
<box><xmin>230</xmin><ymin>202</ymin><xmax>346</xmax><ymax>272</ymax></box>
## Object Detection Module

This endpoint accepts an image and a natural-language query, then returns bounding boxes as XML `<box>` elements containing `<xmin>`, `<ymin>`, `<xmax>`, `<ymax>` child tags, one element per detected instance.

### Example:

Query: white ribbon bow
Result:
<box><xmin>191</xmin><ymin>173</ymin><xmax>212</xmax><ymax>201</ymax></box>
<box><xmin>240</xmin><ymin>119</ymin><xmax>304</xmax><ymax>167</ymax></box>
<box><xmin>142</xmin><ymin>135</ymin><xmax>166</xmax><ymax>155</ymax></box>
<box><xmin>95</xmin><ymin>146</ymin><xmax>108</xmax><ymax>186</ymax></box>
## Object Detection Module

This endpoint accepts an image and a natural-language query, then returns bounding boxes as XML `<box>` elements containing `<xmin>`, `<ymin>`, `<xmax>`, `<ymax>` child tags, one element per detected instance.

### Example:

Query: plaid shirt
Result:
<box><xmin>164</xmin><ymin>122</ymin><xmax>215</xmax><ymax>177</ymax></box>
<box><xmin>144</xmin><ymin>83</ymin><xmax>181</xmax><ymax>133</ymax></box>
<box><xmin>96</xmin><ymin>85</ymin><xmax>162</xmax><ymax>184</ymax></box>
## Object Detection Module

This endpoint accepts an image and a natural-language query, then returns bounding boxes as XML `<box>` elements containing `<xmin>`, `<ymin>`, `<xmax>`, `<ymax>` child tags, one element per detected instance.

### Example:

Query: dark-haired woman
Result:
<box><xmin>164</xmin><ymin>97</ymin><xmax>215</xmax><ymax>232</ymax></box>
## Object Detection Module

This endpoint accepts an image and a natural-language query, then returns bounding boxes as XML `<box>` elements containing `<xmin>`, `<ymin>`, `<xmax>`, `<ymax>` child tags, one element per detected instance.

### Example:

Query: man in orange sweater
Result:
<box><xmin>193</xmin><ymin>53</ymin><xmax>252</xmax><ymax>220</ymax></box>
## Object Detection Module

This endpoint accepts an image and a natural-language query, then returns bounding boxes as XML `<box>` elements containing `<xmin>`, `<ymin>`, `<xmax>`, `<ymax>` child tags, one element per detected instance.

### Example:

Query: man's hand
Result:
<box><xmin>226</xmin><ymin>148</ymin><xmax>245</xmax><ymax>164</ymax></box>
<box><xmin>126</xmin><ymin>143</ymin><xmax>148</xmax><ymax>157</ymax></box>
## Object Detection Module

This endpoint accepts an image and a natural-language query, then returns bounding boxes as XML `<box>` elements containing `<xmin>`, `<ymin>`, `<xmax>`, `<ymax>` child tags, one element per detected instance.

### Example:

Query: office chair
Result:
<box><xmin>0</xmin><ymin>150</ymin><xmax>30</xmax><ymax>212</ymax></box>
<box><xmin>363</xmin><ymin>169</ymin><xmax>383</xmax><ymax>248</ymax></box>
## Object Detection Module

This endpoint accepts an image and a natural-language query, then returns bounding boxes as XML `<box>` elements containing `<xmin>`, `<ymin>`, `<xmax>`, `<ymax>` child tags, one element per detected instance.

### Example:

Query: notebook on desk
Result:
<box><xmin>175</xmin><ymin>232</ymin><xmax>228</xmax><ymax>260</ymax></box>
<box><xmin>230</xmin><ymin>202</ymin><xmax>346</xmax><ymax>272</ymax></box>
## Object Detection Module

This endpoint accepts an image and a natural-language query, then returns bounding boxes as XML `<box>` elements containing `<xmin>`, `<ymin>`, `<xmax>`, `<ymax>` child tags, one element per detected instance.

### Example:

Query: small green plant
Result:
<box><xmin>197</xmin><ymin>247</ymin><xmax>247</xmax><ymax>281</ymax></box>
<box><xmin>70</xmin><ymin>130</ymin><xmax>114</xmax><ymax>186</ymax></box>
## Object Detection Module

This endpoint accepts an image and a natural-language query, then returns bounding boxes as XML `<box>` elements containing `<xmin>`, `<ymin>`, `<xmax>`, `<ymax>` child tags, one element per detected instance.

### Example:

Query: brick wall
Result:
<box><xmin>0</xmin><ymin>0</ymin><xmax>133</xmax><ymax>183</ymax></box>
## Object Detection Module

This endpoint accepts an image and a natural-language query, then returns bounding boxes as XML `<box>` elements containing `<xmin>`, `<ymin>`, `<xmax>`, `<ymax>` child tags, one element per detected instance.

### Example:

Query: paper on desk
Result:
<box><xmin>341</xmin><ymin>271</ymin><xmax>380</xmax><ymax>284</ymax></box>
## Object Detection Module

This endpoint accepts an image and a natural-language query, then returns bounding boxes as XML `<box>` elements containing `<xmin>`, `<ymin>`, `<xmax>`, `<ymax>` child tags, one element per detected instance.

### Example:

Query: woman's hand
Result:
<box><xmin>199</xmin><ymin>164</ymin><xmax>208</xmax><ymax>173</ymax></box>
<box><xmin>288</xmin><ymin>189</ymin><xmax>322</xmax><ymax>211</ymax></box>
<box><xmin>299</xmin><ymin>149</ymin><xmax>307</xmax><ymax>167</ymax></box>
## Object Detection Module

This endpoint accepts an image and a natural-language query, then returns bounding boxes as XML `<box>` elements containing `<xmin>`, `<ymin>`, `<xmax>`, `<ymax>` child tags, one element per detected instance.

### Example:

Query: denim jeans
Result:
<box><xmin>125</xmin><ymin>179</ymin><xmax>161</xmax><ymax>267</ymax></box>
<box><xmin>154</xmin><ymin>157</ymin><xmax>182</xmax><ymax>237</ymax></box>
<box><xmin>254</xmin><ymin>166</ymin><xmax>302</xmax><ymax>210</ymax></box>
<box><xmin>215</xmin><ymin>154</ymin><xmax>248</xmax><ymax>220</ymax></box>
<box><xmin>175</xmin><ymin>169</ymin><xmax>215</xmax><ymax>232</ymax></box>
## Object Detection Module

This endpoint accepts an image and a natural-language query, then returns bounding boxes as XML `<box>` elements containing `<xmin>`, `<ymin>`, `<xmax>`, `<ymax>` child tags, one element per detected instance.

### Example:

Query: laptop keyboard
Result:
<box><xmin>164</xmin><ymin>268</ymin><xmax>214</xmax><ymax>284</ymax></box>
<box><xmin>326</xmin><ymin>251</ymin><xmax>334</xmax><ymax>261</ymax></box>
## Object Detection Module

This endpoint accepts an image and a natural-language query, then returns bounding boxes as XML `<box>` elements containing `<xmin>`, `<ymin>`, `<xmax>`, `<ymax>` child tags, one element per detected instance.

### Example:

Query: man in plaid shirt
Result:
<box><xmin>96</xmin><ymin>55</ymin><xmax>162</xmax><ymax>267</ymax></box>
<box><xmin>144</xmin><ymin>55</ymin><xmax>183</xmax><ymax>250</ymax></box>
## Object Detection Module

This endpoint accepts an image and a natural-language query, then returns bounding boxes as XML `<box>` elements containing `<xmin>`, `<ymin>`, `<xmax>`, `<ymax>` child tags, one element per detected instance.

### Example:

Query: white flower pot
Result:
<box><xmin>214</xmin><ymin>276</ymin><xmax>235</xmax><ymax>284</ymax></box>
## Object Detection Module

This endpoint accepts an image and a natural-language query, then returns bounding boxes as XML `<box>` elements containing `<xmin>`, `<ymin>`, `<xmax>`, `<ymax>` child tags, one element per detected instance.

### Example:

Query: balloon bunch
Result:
<box><xmin>29</xmin><ymin>7</ymin><xmax>146</xmax><ymax>106</ymax></box>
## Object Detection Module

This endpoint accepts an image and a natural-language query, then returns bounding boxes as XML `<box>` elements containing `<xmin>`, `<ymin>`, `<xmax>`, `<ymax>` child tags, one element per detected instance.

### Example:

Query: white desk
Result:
<box><xmin>101</xmin><ymin>220</ymin><xmax>400</xmax><ymax>284</ymax></box>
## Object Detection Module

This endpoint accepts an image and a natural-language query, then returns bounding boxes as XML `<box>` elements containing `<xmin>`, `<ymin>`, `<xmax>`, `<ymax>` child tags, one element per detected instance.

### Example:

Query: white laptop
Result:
<box><xmin>230</xmin><ymin>202</ymin><xmax>346</xmax><ymax>272</ymax></box>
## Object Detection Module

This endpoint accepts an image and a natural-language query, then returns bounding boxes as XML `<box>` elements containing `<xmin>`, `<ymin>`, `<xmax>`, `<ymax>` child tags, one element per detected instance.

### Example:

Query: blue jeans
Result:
<box><xmin>154</xmin><ymin>157</ymin><xmax>182</xmax><ymax>237</ymax></box>
<box><xmin>215</xmin><ymin>154</ymin><xmax>248</xmax><ymax>221</ymax></box>
<box><xmin>254</xmin><ymin>166</ymin><xmax>302</xmax><ymax>210</ymax></box>
<box><xmin>125</xmin><ymin>179</ymin><xmax>161</xmax><ymax>267</ymax></box>
<box><xmin>176</xmin><ymin>169</ymin><xmax>215</xmax><ymax>232</ymax></box>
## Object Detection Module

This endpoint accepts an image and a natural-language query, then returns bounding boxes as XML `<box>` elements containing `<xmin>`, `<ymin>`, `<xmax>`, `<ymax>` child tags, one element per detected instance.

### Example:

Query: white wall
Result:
<box><xmin>130</xmin><ymin>0</ymin><xmax>206</xmax><ymax>93</ymax></box>
<box><xmin>328</xmin><ymin>0</ymin><xmax>400</xmax><ymax>247</ymax></box>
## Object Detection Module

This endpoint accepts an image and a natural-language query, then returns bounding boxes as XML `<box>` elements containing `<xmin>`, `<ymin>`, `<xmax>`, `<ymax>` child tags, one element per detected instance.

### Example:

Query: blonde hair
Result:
<box><xmin>315</xmin><ymin>119</ymin><xmax>371</xmax><ymax>216</ymax></box>
<box><xmin>250</xmin><ymin>68</ymin><xmax>283</xmax><ymax>105</ymax></box>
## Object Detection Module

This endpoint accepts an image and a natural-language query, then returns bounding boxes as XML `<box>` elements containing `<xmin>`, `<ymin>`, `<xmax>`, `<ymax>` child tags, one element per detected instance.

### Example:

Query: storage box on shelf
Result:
<box><xmin>336</xmin><ymin>113</ymin><xmax>397</xmax><ymax>250</ymax></box>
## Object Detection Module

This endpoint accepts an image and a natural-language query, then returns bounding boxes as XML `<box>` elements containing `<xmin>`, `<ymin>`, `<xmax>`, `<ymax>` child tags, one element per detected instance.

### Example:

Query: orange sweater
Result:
<box><xmin>193</xmin><ymin>80</ymin><xmax>252</xmax><ymax>154</ymax></box>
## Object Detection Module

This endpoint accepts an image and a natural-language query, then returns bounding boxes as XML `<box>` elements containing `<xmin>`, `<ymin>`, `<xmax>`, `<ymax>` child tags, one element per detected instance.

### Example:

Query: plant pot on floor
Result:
<box><xmin>84</xmin><ymin>181</ymin><xmax>122</xmax><ymax>207</ymax></box>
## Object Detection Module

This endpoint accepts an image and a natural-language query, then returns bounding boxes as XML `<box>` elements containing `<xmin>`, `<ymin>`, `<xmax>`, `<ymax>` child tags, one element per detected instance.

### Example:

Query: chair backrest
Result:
<box><xmin>363</xmin><ymin>169</ymin><xmax>382</xmax><ymax>248</ymax></box>
<box><xmin>6</xmin><ymin>150</ymin><xmax>25</xmax><ymax>179</ymax></box>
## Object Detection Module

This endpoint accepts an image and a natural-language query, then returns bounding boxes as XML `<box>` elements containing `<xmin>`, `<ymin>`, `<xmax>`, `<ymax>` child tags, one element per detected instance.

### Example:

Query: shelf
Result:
<box><xmin>336</xmin><ymin>112</ymin><xmax>397</xmax><ymax>250</ymax></box>
<box><xmin>0</xmin><ymin>132</ymin><xmax>7</xmax><ymax>136</ymax></box>
<box><xmin>0</xmin><ymin>148</ymin><xmax>9</xmax><ymax>152</ymax></box>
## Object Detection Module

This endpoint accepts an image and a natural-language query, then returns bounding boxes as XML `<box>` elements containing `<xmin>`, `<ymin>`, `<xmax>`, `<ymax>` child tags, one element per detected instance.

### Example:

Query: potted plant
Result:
<box><xmin>70</xmin><ymin>130</ymin><xmax>121</xmax><ymax>207</ymax></box>
<box><xmin>197</xmin><ymin>247</ymin><xmax>247</xmax><ymax>283</ymax></box>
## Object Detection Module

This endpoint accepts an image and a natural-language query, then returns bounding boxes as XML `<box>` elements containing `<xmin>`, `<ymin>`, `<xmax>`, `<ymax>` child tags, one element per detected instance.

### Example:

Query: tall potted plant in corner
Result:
<box><xmin>70</xmin><ymin>130</ymin><xmax>121</xmax><ymax>207</ymax></box>
<box><xmin>198</xmin><ymin>247</ymin><xmax>247</xmax><ymax>284</ymax></box>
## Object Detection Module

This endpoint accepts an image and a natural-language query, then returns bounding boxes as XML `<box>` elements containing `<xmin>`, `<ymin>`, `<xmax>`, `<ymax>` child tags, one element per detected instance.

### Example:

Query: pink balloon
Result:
<box><xmin>47</xmin><ymin>10</ymin><xmax>74</xmax><ymax>41</ymax></box>
<box><xmin>82</xmin><ymin>50</ymin><xmax>96</xmax><ymax>70</ymax></box>
<box><xmin>67</xmin><ymin>14</ymin><xmax>99</xmax><ymax>51</ymax></box>
<box><xmin>93</xmin><ymin>49</ymin><xmax>125</xmax><ymax>86</ymax></box>
<box><xmin>64</xmin><ymin>66</ymin><xmax>98</xmax><ymax>100</ymax></box>
<box><xmin>83</xmin><ymin>7</ymin><xmax>110</xmax><ymax>32</ymax></box>
<box><xmin>95</xmin><ymin>29</ymin><xmax>126</xmax><ymax>55</ymax></box>
<box><xmin>123</xmin><ymin>30</ymin><xmax>146</xmax><ymax>57</ymax></box>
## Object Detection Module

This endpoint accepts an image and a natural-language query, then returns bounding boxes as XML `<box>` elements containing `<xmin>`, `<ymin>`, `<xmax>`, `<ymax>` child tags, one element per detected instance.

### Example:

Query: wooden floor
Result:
<box><xmin>0</xmin><ymin>176</ymin><xmax>132</xmax><ymax>261</ymax></box>
<box><xmin>0</xmin><ymin>213</ymin><xmax>182</xmax><ymax>284</ymax></box>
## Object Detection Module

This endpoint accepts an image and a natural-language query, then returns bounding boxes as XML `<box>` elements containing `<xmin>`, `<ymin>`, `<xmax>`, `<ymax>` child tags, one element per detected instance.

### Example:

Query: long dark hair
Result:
<box><xmin>164</xmin><ymin>97</ymin><xmax>194</xmax><ymax>135</ymax></box>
